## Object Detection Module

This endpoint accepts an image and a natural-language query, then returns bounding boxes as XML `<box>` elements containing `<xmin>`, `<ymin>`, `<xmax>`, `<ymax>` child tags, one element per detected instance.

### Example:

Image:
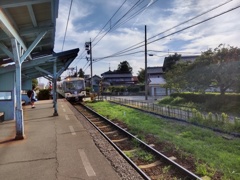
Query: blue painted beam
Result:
<box><xmin>0</xmin><ymin>9</ymin><xmax>27</xmax><ymax>50</ymax></box>
<box><xmin>20</xmin><ymin>30</ymin><xmax>48</xmax><ymax>63</ymax></box>
<box><xmin>0</xmin><ymin>42</ymin><xmax>13</xmax><ymax>59</ymax></box>
<box><xmin>27</xmin><ymin>5</ymin><xmax>37</xmax><ymax>27</ymax></box>
<box><xmin>35</xmin><ymin>66</ymin><xmax>53</xmax><ymax>77</ymax></box>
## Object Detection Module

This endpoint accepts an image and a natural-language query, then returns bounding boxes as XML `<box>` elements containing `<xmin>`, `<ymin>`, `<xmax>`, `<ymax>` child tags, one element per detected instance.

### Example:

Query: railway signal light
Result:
<box><xmin>85</xmin><ymin>42</ymin><xmax>90</xmax><ymax>50</ymax></box>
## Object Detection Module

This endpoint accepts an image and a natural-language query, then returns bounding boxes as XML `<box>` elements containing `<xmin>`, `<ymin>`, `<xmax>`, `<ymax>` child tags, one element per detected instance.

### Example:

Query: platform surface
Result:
<box><xmin>0</xmin><ymin>99</ymin><xmax>120</xmax><ymax>180</ymax></box>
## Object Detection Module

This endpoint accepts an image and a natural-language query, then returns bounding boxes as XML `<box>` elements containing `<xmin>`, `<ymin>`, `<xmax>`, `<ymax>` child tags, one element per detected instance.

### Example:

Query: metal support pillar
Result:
<box><xmin>53</xmin><ymin>61</ymin><xmax>58</xmax><ymax>116</ymax></box>
<box><xmin>11</xmin><ymin>38</ymin><xmax>24</xmax><ymax>140</ymax></box>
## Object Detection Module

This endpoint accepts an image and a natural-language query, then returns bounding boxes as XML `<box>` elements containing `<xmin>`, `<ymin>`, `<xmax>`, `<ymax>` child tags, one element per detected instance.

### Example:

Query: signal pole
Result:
<box><xmin>85</xmin><ymin>39</ymin><xmax>93</xmax><ymax>91</ymax></box>
<box><xmin>90</xmin><ymin>39</ymin><xmax>93</xmax><ymax>91</ymax></box>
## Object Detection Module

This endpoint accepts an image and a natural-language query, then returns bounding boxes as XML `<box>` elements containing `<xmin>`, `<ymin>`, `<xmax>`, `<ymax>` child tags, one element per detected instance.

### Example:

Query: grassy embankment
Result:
<box><xmin>86</xmin><ymin>101</ymin><xmax>240</xmax><ymax>180</ymax></box>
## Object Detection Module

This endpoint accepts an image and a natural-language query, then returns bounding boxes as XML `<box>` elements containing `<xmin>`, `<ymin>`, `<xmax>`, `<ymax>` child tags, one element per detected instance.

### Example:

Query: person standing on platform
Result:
<box><xmin>27</xmin><ymin>86</ymin><xmax>37</xmax><ymax>108</ymax></box>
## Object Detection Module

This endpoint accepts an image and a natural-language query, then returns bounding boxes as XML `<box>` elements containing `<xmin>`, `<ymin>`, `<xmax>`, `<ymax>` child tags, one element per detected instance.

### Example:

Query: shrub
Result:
<box><xmin>233</xmin><ymin>117</ymin><xmax>240</xmax><ymax>132</ymax></box>
<box><xmin>170</xmin><ymin>96</ymin><xmax>185</xmax><ymax>105</ymax></box>
<box><xmin>127</xmin><ymin>86</ymin><xmax>140</xmax><ymax>92</ymax></box>
<box><xmin>37</xmin><ymin>89</ymin><xmax>50</xmax><ymax>100</ymax></box>
<box><xmin>206</xmin><ymin>112</ymin><xmax>213</xmax><ymax>125</ymax></box>
<box><xmin>171</xmin><ymin>92</ymin><xmax>240</xmax><ymax>114</ymax></box>
<box><xmin>158</xmin><ymin>96</ymin><xmax>174</xmax><ymax>104</ymax></box>
<box><xmin>190</xmin><ymin>109</ymin><xmax>208</xmax><ymax>125</ymax></box>
<box><xmin>221</xmin><ymin>113</ymin><xmax>228</xmax><ymax>124</ymax></box>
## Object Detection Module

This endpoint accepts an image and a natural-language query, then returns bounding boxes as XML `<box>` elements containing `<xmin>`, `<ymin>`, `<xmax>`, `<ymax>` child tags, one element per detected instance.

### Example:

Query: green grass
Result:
<box><xmin>86</xmin><ymin>101</ymin><xmax>240</xmax><ymax>180</ymax></box>
<box><xmin>125</xmin><ymin>149</ymin><xmax>156</xmax><ymax>163</ymax></box>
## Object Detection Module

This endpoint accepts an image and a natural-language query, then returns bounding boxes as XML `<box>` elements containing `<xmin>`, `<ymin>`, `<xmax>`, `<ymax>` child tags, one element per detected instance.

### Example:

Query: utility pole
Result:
<box><xmin>144</xmin><ymin>25</ymin><xmax>148</xmax><ymax>100</ymax></box>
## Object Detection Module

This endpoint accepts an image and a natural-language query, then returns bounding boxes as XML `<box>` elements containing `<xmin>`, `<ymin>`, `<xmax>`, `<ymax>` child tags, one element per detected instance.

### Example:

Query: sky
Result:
<box><xmin>51</xmin><ymin>0</ymin><xmax>240</xmax><ymax>80</ymax></box>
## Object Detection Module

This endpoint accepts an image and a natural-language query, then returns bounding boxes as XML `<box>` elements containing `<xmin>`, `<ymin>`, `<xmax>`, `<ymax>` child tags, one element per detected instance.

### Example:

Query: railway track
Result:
<box><xmin>73</xmin><ymin>102</ymin><xmax>202</xmax><ymax>180</ymax></box>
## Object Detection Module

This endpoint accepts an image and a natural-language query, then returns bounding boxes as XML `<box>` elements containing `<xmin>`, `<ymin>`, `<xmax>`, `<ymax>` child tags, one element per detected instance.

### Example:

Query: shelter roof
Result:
<box><xmin>0</xmin><ymin>48</ymin><xmax>79</xmax><ymax>81</ymax></box>
<box><xmin>0</xmin><ymin>0</ymin><xmax>59</xmax><ymax>66</ymax></box>
<box><xmin>0</xmin><ymin>0</ymin><xmax>80</xmax><ymax>80</ymax></box>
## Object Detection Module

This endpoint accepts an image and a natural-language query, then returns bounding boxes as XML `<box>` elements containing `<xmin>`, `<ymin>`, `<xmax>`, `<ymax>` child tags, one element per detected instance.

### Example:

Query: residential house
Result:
<box><xmin>101</xmin><ymin>70</ymin><xmax>135</xmax><ymax>86</ymax></box>
<box><xmin>147</xmin><ymin>67</ymin><xmax>168</xmax><ymax>96</ymax></box>
<box><xmin>178</xmin><ymin>55</ymin><xmax>199</xmax><ymax>63</ymax></box>
<box><xmin>84</xmin><ymin>75</ymin><xmax>102</xmax><ymax>92</ymax></box>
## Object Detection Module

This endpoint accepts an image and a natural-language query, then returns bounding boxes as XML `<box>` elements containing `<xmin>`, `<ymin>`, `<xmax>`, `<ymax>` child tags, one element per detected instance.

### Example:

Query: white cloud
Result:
<box><xmin>53</xmin><ymin>0</ymin><xmax>240</xmax><ymax>79</ymax></box>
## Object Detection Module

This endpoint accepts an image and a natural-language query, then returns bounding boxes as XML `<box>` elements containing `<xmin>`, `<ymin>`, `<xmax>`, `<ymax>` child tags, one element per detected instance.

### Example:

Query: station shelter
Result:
<box><xmin>0</xmin><ymin>0</ymin><xmax>79</xmax><ymax>140</ymax></box>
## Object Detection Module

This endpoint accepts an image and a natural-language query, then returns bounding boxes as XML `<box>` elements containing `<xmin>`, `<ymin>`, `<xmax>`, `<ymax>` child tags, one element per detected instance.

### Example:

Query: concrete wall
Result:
<box><xmin>0</xmin><ymin>72</ymin><xmax>15</xmax><ymax>120</ymax></box>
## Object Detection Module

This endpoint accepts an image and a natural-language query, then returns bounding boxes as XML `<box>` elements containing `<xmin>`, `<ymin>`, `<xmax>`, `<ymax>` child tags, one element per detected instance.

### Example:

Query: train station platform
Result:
<box><xmin>0</xmin><ymin>99</ymin><xmax>121</xmax><ymax>180</ymax></box>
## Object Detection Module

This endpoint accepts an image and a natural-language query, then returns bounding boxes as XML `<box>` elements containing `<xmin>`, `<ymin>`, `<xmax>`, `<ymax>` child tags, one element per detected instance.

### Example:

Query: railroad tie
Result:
<box><xmin>86</xmin><ymin>116</ymin><xmax>94</xmax><ymax>119</ymax></box>
<box><xmin>112</xmin><ymin>137</ymin><xmax>128</xmax><ymax>143</ymax></box>
<box><xmin>123</xmin><ymin>148</ymin><xmax>139</xmax><ymax>153</ymax></box>
<box><xmin>93</xmin><ymin>121</ymin><xmax>102</xmax><ymax>124</ymax></box>
<box><xmin>90</xmin><ymin>117</ymin><xmax>100</xmax><ymax>121</ymax></box>
<box><xmin>98</xmin><ymin>125</ymin><xmax>109</xmax><ymax>129</ymax></box>
<box><xmin>105</xmin><ymin>130</ymin><xmax>118</xmax><ymax>135</ymax></box>
<box><xmin>201</xmin><ymin>175</ymin><xmax>211</xmax><ymax>180</ymax></box>
<box><xmin>138</xmin><ymin>160</ymin><xmax>162</xmax><ymax>169</ymax></box>
<box><xmin>169</xmin><ymin>156</ymin><xmax>177</xmax><ymax>161</ymax></box>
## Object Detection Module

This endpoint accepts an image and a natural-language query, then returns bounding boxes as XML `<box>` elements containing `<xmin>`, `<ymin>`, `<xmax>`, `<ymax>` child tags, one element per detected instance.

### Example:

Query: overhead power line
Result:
<box><xmin>91</xmin><ymin>0</ymin><xmax>128</xmax><ymax>43</ymax></box>
<box><xmin>75</xmin><ymin>0</ymin><xmax>131</xmax><ymax>64</ymax></box>
<box><xmin>94</xmin><ymin>3</ymin><xmax>240</xmax><ymax>62</ymax></box>
<box><xmin>75</xmin><ymin>0</ymin><xmax>156</xmax><ymax>66</ymax></box>
<box><xmin>61</xmin><ymin>0</ymin><xmax>73</xmax><ymax>51</ymax></box>
<box><xmin>108</xmin><ymin>0</ymin><xmax>234</xmax><ymax>58</ymax></box>
<box><xmin>92</xmin><ymin>0</ymin><xmax>159</xmax><ymax>48</ymax></box>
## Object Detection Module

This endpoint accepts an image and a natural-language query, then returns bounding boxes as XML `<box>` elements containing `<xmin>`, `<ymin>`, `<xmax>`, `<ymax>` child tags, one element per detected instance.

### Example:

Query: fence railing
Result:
<box><xmin>104</xmin><ymin>96</ymin><xmax>193</xmax><ymax>121</ymax></box>
<box><xmin>100</xmin><ymin>96</ymin><xmax>240</xmax><ymax>135</ymax></box>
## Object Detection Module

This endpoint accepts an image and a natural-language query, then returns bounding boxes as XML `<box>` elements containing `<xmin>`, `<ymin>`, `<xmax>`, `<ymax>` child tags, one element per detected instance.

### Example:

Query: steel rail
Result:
<box><xmin>74</xmin><ymin>103</ymin><xmax>150</xmax><ymax>180</ymax></box>
<box><xmin>77</xmin><ymin>102</ymin><xmax>202</xmax><ymax>180</ymax></box>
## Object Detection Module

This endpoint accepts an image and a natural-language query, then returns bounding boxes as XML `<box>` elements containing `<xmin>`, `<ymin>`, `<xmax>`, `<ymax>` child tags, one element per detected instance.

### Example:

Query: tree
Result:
<box><xmin>32</xmin><ymin>78</ymin><xmax>38</xmax><ymax>88</ymax></box>
<box><xmin>117</xmin><ymin>61</ymin><xmax>133</xmax><ymax>73</ymax></box>
<box><xmin>73</xmin><ymin>72</ymin><xmax>77</xmax><ymax>77</ymax></box>
<box><xmin>78</xmin><ymin>68</ymin><xmax>85</xmax><ymax>78</ymax></box>
<box><xmin>165</xmin><ymin>44</ymin><xmax>240</xmax><ymax>95</ymax></box>
<box><xmin>164</xmin><ymin>62</ymin><xmax>189</xmax><ymax>92</ymax></box>
<box><xmin>137</xmin><ymin>68</ymin><xmax>145</xmax><ymax>83</ymax></box>
<box><xmin>163</xmin><ymin>53</ymin><xmax>181</xmax><ymax>72</ymax></box>
<box><xmin>188</xmin><ymin>45</ymin><xmax>240</xmax><ymax>95</ymax></box>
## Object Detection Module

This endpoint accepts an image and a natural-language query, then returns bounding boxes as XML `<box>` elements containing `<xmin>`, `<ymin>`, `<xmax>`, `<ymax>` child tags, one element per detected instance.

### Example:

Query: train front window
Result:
<box><xmin>65</xmin><ymin>82</ymin><xmax>75</xmax><ymax>90</ymax></box>
<box><xmin>75</xmin><ymin>81</ymin><xmax>84</xmax><ymax>89</ymax></box>
<box><xmin>65</xmin><ymin>80</ymin><xmax>84</xmax><ymax>90</ymax></box>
